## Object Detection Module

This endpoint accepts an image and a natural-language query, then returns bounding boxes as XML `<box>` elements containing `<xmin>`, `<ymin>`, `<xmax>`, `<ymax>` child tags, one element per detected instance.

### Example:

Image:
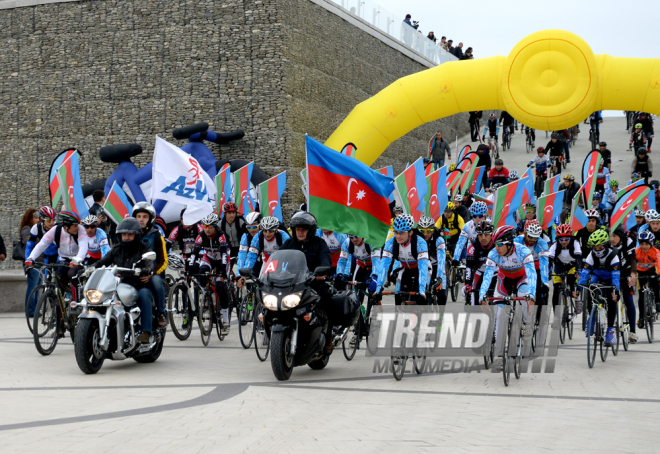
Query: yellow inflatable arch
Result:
<box><xmin>325</xmin><ymin>29</ymin><xmax>660</xmax><ymax>166</ymax></box>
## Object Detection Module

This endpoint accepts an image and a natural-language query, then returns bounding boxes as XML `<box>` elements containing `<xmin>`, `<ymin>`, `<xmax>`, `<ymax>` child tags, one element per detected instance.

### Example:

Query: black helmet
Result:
<box><xmin>638</xmin><ymin>147</ymin><xmax>648</xmax><ymax>155</ymax></box>
<box><xmin>116</xmin><ymin>217</ymin><xmax>142</xmax><ymax>235</ymax></box>
<box><xmin>495</xmin><ymin>158</ymin><xmax>503</xmax><ymax>166</ymax></box>
<box><xmin>290</xmin><ymin>212</ymin><xmax>317</xmax><ymax>240</ymax></box>
<box><xmin>551</xmin><ymin>133</ymin><xmax>559</xmax><ymax>139</ymax></box>
<box><xmin>651</xmin><ymin>180</ymin><xmax>660</xmax><ymax>189</ymax></box>
<box><xmin>612</xmin><ymin>224</ymin><xmax>626</xmax><ymax>241</ymax></box>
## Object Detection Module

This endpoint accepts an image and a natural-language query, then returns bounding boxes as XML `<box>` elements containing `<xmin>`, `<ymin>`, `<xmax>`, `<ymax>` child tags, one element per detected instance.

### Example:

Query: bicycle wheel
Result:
<box><xmin>562</xmin><ymin>155</ymin><xmax>568</xmax><ymax>169</ymax></box>
<box><xmin>526</xmin><ymin>137</ymin><xmax>532</xmax><ymax>154</ymax></box>
<box><xmin>215</xmin><ymin>304</ymin><xmax>226</xmax><ymax>342</ymax></box>
<box><xmin>32</xmin><ymin>290</ymin><xmax>60</xmax><ymax>356</ymax></box>
<box><xmin>254</xmin><ymin>302</ymin><xmax>270</xmax><ymax>361</ymax></box>
<box><xmin>559</xmin><ymin>294</ymin><xmax>567</xmax><ymax>344</ymax></box>
<box><xmin>621</xmin><ymin>302</ymin><xmax>629</xmax><ymax>352</ymax></box>
<box><xmin>198</xmin><ymin>292</ymin><xmax>213</xmax><ymax>346</ymax></box>
<box><xmin>413</xmin><ymin>351</ymin><xmax>426</xmax><ymax>374</ymax></box>
<box><xmin>168</xmin><ymin>282</ymin><xmax>193</xmax><ymax>341</ymax></box>
<box><xmin>612</xmin><ymin>310</ymin><xmax>620</xmax><ymax>356</ymax></box>
<box><xmin>392</xmin><ymin>355</ymin><xmax>406</xmax><ymax>381</ymax></box>
<box><xmin>599</xmin><ymin>316</ymin><xmax>608</xmax><ymax>363</ymax></box>
<box><xmin>238</xmin><ymin>291</ymin><xmax>256</xmax><ymax>349</ymax></box>
<box><xmin>25</xmin><ymin>283</ymin><xmax>47</xmax><ymax>335</ymax></box>
<box><xmin>568</xmin><ymin>297</ymin><xmax>575</xmax><ymax>340</ymax></box>
<box><xmin>587</xmin><ymin>305</ymin><xmax>597</xmax><ymax>368</ymax></box>
<box><xmin>502</xmin><ymin>326</ymin><xmax>511</xmax><ymax>387</ymax></box>
<box><xmin>646</xmin><ymin>301</ymin><xmax>654</xmax><ymax>343</ymax></box>
<box><xmin>513</xmin><ymin>336</ymin><xmax>522</xmax><ymax>380</ymax></box>
<box><xmin>342</xmin><ymin>319</ymin><xmax>360</xmax><ymax>361</ymax></box>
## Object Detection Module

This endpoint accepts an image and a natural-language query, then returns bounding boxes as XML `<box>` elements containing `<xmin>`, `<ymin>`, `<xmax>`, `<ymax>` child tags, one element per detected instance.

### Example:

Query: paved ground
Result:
<box><xmin>1</xmin><ymin>116</ymin><xmax>656</xmax><ymax>454</ymax></box>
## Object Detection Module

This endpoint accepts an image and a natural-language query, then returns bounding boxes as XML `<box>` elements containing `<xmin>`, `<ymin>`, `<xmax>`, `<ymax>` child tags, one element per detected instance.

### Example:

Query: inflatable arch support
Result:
<box><xmin>325</xmin><ymin>29</ymin><xmax>660</xmax><ymax>166</ymax></box>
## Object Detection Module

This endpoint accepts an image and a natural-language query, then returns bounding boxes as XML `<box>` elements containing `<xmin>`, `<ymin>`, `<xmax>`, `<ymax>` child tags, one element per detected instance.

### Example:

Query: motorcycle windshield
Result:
<box><xmin>83</xmin><ymin>268</ymin><xmax>117</xmax><ymax>303</ymax></box>
<box><xmin>259</xmin><ymin>250</ymin><xmax>309</xmax><ymax>288</ymax></box>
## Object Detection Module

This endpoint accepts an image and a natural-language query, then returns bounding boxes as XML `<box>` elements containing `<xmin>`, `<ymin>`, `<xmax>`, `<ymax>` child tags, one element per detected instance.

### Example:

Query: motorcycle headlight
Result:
<box><xmin>282</xmin><ymin>293</ymin><xmax>301</xmax><ymax>308</ymax></box>
<box><xmin>85</xmin><ymin>290</ymin><xmax>103</xmax><ymax>305</ymax></box>
<box><xmin>263</xmin><ymin>294</ymin><xmax>279</xmax><ymax>310</ymax></box>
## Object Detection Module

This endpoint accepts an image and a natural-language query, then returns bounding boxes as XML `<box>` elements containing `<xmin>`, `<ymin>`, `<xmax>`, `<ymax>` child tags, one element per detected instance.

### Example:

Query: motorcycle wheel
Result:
<box><xmin>270</xmin><ymin>330</ymin><xmax>294</xmax><ymax>380</ymax></box>
<box><xmin>134</xmin><ymin>329</ymin><xmax>166</xmax><ymax>363</ymax></box>
<box><xmin>74</xmin><ymin>319</ymin><xmax>105</xmax><ymax>374</ymax></box>
<box><xmin>308</xmin><ymin>352</ymin><xmax>330</xmax><ymax>370</ymax></box>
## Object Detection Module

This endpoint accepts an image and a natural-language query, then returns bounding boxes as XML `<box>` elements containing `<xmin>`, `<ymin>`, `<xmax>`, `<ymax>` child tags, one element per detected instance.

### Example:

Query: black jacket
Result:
<box><xmin>468</xmin><ymin>111</ymin><xmax>482</xmax><ymax>123</ymax></box>
<box><xmin>281</xmin><ymin>236</ymin><xmax>332</xmax><ymax>273</ymax></box>
<box><xmin>500</xmin><ymin>111</ymin><xmax>514</xmax><ymax>127</ymax></box>
<box><xmin>545</xmin><ymin>140</ymin><xmax>564</xmax><ymax>157</ymax></box>
<box><xmin>94</xmin><ymin>241</ymin><xmax>155</xmax><ymax>289</ymax></box>
<box><xmin>563</xmin><ymin>182</ymin><xmax>581</xmax><ymax>202</ymax></box>
<box><xmin>0</xmin><ymin>234</ymin><xmax>5</xmax><ymax>257</ymax></box>
<box><xmin>220</xmin><ymin>216</ymin><xmax>247</xmax><ymax>249</ymax></box>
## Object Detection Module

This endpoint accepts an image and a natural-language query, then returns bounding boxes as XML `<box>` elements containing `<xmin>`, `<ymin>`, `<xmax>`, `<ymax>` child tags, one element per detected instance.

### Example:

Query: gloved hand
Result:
<box><xmin>452</xmin><ymin>259</ymin><xmax>460</xmax><ymax>267</ymax></box>
<box><xmin>373</xmin><ymin>291</ymin><xmax>383</xmax><ymax>303</ymax></box>
<box><xmin>575</xmin><ymin>299</ymin><xmax>583</xmax><ymax>314</ymax></box>
<box><xmin>649</xmin><ymin>172</ymin><xmax>653</xmax><ymax>178</ymax></box>
<box><xmin>25</xmin><ymin>260</ymin><xmax>33</xmax><ymax>267</ymax></box>
<box><xmin>434</xmin><ymin>278</ymin><xmax>443</xmax><ymax>291</ymax></box>
<box><xmin>482</xmin><ymin>136</ymin><xmax>485</xmax><ymax>141</ymax></box>
<box><xmin>367</xmin><ymin>276</ymin><xmax>378</xmax><ymax>293</ymax></box>
<box><xmin>495</xmin><ymin>135</ymin><xmax>498</xmax><ymax>140</ymax></box>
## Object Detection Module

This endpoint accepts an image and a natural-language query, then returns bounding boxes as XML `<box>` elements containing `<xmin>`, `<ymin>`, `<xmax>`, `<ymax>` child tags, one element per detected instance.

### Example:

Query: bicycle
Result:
<box><xmin>488</xmin><ymin>135</ymin><xmax>499</xmax><ymax>160</ymax></box>
<box><xmin>25</xmin><ymin>265</ymin><xmax>55</xmax><ymax>334</ymax></box>
<box><xmin>253</xmin><ymin>299</ymin><xmax>270</xmax><ymax>361</ymax></box>
<box><xmin>189</xmin><ymin>272</ymin><xmax>228</xmax><ymax>346</ymax></box>
<box><xmin>580</xmin><ymin>283</ymin><xmax>618</xmax><ymax>368</ymax></box>
<box><xmin>486</xmin><ymin>295</ymin><xmax>529</xmax><ymax>387</ymax></box>
<box><xmin>501</xmin><ymin>127</ymin><xmax>511</xmax><ymax>151</ymax></box>
<box><xmin>29</xmin><ymin>263</ymin><xmax>80</xmax><ymax>356</ymax></box>
<box><xmin>529</xmin><ymin>165</ymin><xmax>547</xmax><ymax>198</ymax></box>
<box><xmin>637</xmin><ymin>276</ymin><xmax>656</xmax><ymax>343</ymax></box>
<box><xmin>525</xmin><ymin>129</ymin><xmax>534</xmax><ymax>154</ymax></box>
<box><xmin>237</xmin><ymin>277</ymin><xmax>257</xmax><ymax>349</ymax></box>
<box><xmin>384</xmin><ymin>291</ymin><xmax>427</xmax><ymax>381</ymax></box>
<box><xmin>589</xmin><ymin>123</ymin><xmax>600</xmax><ymax>150</ymax></box>
<box><xmin>549</xmin><ymin>155</ymin><xmax>562</xmax><ymax>177</ymax></box>
<box><xmin>552</xmin><ymin>273</ymin><xmax>577</xmax><ymax>344</ymax></box>
<box><xmin>444</xmin><ymin>249</ymin><xmax>463</xmax><ymax>303</ymax></box>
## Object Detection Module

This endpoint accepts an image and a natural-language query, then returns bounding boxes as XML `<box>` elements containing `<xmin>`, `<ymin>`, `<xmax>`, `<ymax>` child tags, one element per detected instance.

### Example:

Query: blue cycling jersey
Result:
<box><xmin>377</xmin><ymin>234</ymin><xmax>429</xmax><ymax>294</ymax></box>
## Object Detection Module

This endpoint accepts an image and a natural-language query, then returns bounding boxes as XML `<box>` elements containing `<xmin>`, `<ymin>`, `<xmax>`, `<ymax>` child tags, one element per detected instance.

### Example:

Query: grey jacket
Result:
<box><xmin>431</xmin><ymin>138</ymin><xmax>451</xmax><ymax>161</ymax></box>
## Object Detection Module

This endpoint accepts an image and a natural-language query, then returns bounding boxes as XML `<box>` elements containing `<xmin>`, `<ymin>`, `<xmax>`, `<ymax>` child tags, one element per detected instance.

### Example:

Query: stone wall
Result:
<box><xmin>0</xmin><ymin>0</ymin><xmax>469</xmax><ymax>270</ymax></box>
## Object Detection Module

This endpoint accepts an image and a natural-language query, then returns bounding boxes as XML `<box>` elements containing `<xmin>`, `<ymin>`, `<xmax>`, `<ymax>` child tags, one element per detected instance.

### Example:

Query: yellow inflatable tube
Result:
<box><xmin>325</xmin><ymin>29</ymin><xmax>660</xmax><ymax>166</ymax></box>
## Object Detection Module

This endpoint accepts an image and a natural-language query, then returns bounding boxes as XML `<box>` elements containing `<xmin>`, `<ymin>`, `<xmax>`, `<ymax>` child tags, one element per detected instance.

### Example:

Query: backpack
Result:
<box><xmin>392</xmin><ymin>233</ymin><xmax>419</xmax><ymax>261</ymax></box>
<box><xmin>258</xmin><ymin>231</ymin><xmax>283</xmax><ymax>251</ymax></box>
<box><xmin>53</xmin><ymin>224</ymin><xmax>78</xmax><ymax>249</ymax></box>
<box><xmin>348</xmin><ymin>241</ymin><xmax>371</xmax><ymax>256</ymax></box>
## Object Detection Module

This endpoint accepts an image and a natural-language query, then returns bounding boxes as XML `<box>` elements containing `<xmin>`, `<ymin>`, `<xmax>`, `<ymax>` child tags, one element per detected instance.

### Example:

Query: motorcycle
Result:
<box><xmin>240</xmin><ymin>250</ymin><xmax>359</xmax><ymax>381</ymax></box>
<box><xmin>72</xmin><ymin>252</ymin><xmax>166</xmax><ymax>374</ymax></box>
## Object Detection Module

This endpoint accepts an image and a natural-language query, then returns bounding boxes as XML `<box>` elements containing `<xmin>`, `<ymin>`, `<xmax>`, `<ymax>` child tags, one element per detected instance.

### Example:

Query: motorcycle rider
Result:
<box><xmin>132</xmin><ymin>202</ymin><xmax>168</xmax><ymax>329</ymax></box>
<box><xmin>92</xmin><ymin>217</ymin><xmax>156</xmax><ymax>343</ymax></box>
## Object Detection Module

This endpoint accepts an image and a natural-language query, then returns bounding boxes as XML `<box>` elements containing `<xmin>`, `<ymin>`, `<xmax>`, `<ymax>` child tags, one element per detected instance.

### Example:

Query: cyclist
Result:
<box><xmin>562</xmin><ymin>175</ymin><xmax>581</xmax><ymax>208</ymax></box>
<box><xmin>189</xmin><ymin>212</ymin><xmax>232</xmax><ymax>335</ymax></box>
<box><xmin>631</xmin><ymin>147</ymin><xmax>652</xmax><ymax>183</ymax></box>
<box><xmin>635</xmin><ymin>231</ymin><xmax>660</xmax><ymax>329</ymax></box>
<box><xmin>464</xmin><ymin>218</ymin><xmax>496</xmax><ymax>305</ymax></box>
<box><xmin>521</xmin><ymin>124</ymin><xmax>536</xmax><ymax>148</ymax></box>
<box><xmin>516</xmin><ymin>203</ymin><xmax>537</xmax><ymax>234</ymax></box>
<box><xmin>237</xmin><ymin>211</ymin><xmax>261</xmax><ymax>271</ymax></box>
<box><xmin>599</xmin><ymin>142</ymin><xmax>612</xmax><ymax>170</ymax></box>
<box><xmin>81</xmin><ymin>215</ymin><xmax>110</xmax><ymax>264</ymax></box>
<box><xmin>376</xmin><ymin>214</ymin><xmax>429</xmax><ymax>305</ymax></box>
<box><xmin>588</xmin><ymin>111</ymin><xmax>603</xmax><ymax>143</ymax></box>
<box><xmin>637</xmin><ymin>112</ymin><xmax>654</xmax><ymax>151</ymax></box>
<box><xmin>486</xmin><ymin>159</ymin><xmax>509</xmax><ymax>190</ymax></box>
<box><xmin>627</xmin><ymin>172</ymin><xmax>642</xmax><ymax>186</ymax></box>
<box><xmin>589</xmin><ymin>193</ymin><xmax>608</xmax><ymax>224</ymax></box>
<box><xmin>548</xmin><ymin>224</ymin><xmax>583</xmax><ymax>312</ymax></box>
<box><xmin>337</xmin><ymin>235</ymin><xmax>381</xmax><ymax>303</ymax></box>
<box><xmin>545</xmin><ymin>133</ymin><xmax>564</xmax><ymax>171</ymax></box>
<box><xmin>474</xmin><ymin>144</ymin><xmax>491</xmax><ymax>173</ymax></box>
<box><xmin>452</xmin><ymin>201</ymin><xmax>488</xmax><ymax>267</ymax></box>
<box><xmin>24</xmin><ymin>206</ymin><xmax>58</xmax><ymax>317</ymax></box>
<box><xmin>555</xmin><ymin>129</ymin><xmax>571</xmax><ymax>163</ymax></box>
<box><xmin>575</xmin><ymin>210</ymin><xmax>601</xmax><ymax>258</ymax></box>
<box><xmin>316</xmin><ymin>228</ymin><xmax>348</xmax><ymax>276</ymax></box>
<box><xmin>637</xmin><ymin>209</ymin><xmax>660</xmax><ymax>249</ymax></box>
<box><xmin>246</xmin><ymin>216</ymin><xmax>291</xmax><ymax>270</ymax></box>
<box><xmin>479</xmin><ymin>225</ymin><xmax>537</xmax><ymax>338</ymax></box>
<box><xmin>167</xmin><ymin>208</ymin><xmax>203</xmax><ymax>261</ymax></box>
<box><xmin>630</xmin><ymin>123</ymin><xmax>647</xmax><ymax>151</ymax></box>
<box><xmin>595</xmin><ymin>159</ymin><xmax>610</xmax><ymax>194</ymax></box>
<box><xmin>514</xmin><ymin>220</ymin><xmax>550</xmax><ymax>321</ymax></box>
<box><xmin>509</xmin><ymin>170</ymin><xmax>519</xmax><ymax>182</ymax></box>
<box><xmin>499</xmin><ymin>111</ymin><xmax>516</xmax><ymax>137</ymax></box>
<box><xmin>610</xmin><ymin>225</ymin><xmax>638</xmax><ymax>342</ymax></box>
<box><xmin>219</xmin><ymin>202</ymin><xmax>247</xmax><ymax>259</ymax></box>
<box><xmin>453</xmin><ymin>193</ymin><xmax>471</xmax><ymax>222</ymax></box>
<box><xmin>604</xmin><ymin>180</ymin><xmax>618</xmax><ymax>207</ymax></box>
<box><xmin>482</xmin><ymin>113</ymin><xmax>500</xmax><ymax>145</ymax></box>
<box><xmin>579</xmin><ymin>229</ymin><xmax>620</xmax><ymax>347</ymax></box>
<box><xmin>417</xmin><ymin>216</ymin><xmax>447</xmax><ymax>305</ymax></box>
<box><xmin>25</xmin><ymin>211</ymin><xmax>89</xmax><ymax>304</ymax></box>
<box><xmin>132</xmin><ymin>202</ymin><xmax>168</xmax><ymax>329</ymax></box>
<box><xmin>435</xmin><ymin>202</ymin><xmax>464</xmax><ymax>254</ymax></box>
<box><xmin>528</xmin><ymin>147</ymin><xmax>550</xmax><ymax>195</ymax></box>
<box><xmin>628</xmin><ymin>208</ymin><xmax>646</xmax><ymax>243</ymax></box>
<box><xmin>392</xmin><ymin>205</ymin><xmax>405</xmax><ymax>218</ymax></box>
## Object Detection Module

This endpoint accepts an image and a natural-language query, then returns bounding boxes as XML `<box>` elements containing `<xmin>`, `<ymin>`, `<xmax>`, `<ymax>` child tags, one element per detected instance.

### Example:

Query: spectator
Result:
<box><xmin>89</xmin><ymin>189</ymin><xmax>105</xmax><ymax>215</ymax></box>
<box><xmin>452</xmin><ymin>42</ymin><xmax>464</xmax><ymax>59</ymax></box>
<box><xmin>20</xmin><ymin>208</ymin><xmax>39</xmax><ymax>251</ymax></box>
<box><xmin>446</xmin><ymin>40</ymin><xmax>454</xmax><ymax>54</ymax></box>
<box><xmin>401</xmin><ymin>14</ymin><xmax>418</xmax><ymax>47</ymax></box>
<box><xmin>430</xmin><ymin>132</ymin><xmax>451</xmax><ymax>168</ymax></box>
<box><xmin>461</xmin><ymin>47</ymin><xmax>474</xmax><ymax>60</ymax></box>
<box><xmin>440</xmin><ymin>36</ymin><xmax>447</xmax><ymax>49</ymax></box>
<box><xmin>0</xmin><ymin>232</ymin><xmax>5</xmax><ymax>262</ymax></box>
<box><xmin>469</xmin><ymin>111</ymin><xmax>482</xmax><ymax>142</ymax></box>
<box><xmin>427</xmin><ymin>31</ymin><xmax>436</xmax><ymax>42</ymax></box>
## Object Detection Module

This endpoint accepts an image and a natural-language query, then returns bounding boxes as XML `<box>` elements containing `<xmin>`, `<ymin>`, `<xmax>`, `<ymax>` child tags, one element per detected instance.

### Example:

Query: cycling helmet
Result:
<box><xmin>392</xmin><ymin>214</ymin><xmax>414</xmax><ymax>232</ymax></box>
<box><xmin>638</xmin><ymin>231</ymin><xmax>655</xmax><ymax>244</ymax></box>
<box><xmin>584</xmin><ymin>209</ymin><xmax>600</xmax><ymax>220</ymax></box>
<box><xmin>132</xmin><ymin>202</ymin><xmax>156</xmax><ymax>224</ymax></box>
<box><xmin>638</xmin><ymin>147</ymin><xmax>648</xmax><ymax>155</ymax></box>
<box><xmin>495</xmin><ymin>159</ymin><xmax>503</xmax><ymax>166</ymax></box>
<box><xmin>563</xmin><ymin>174</ymin><xmax>575</xmax><ymax>181</ymax></box>
<box><xmin>635</xmin><ymin>123</ymin><xmax>643</xmax><ymax>129</ymax></box>
<box><xmin>509</xmin><ymin>170</ymin><xmax>519</xmax><ymax>181</ymax></box>
<box><xmin>201</xmin><ymin>213</ymin><xmax>219</xmax><ymax>226</ymax></box>
<box><xmin>445</xmin><ymin>202</ymin><xmax>456</xmax><ymax>211</ymax></box>
<box><xmin>393</xmin><ymin>205</ymin><xmax>404</xmax><ymax>214</ymax></box>
<box><xmin>632</xmin><ymin>172</ymin><xmax>641</xmax><ymax>180</ymax></box>
<box><xmin>537</xmin><ymin>147</ymin><xmax>545</xmax><ymax>153</ymax></box>
<box><xmin>635</xmin><ymin>208</ymin><xmax>646</xmax><ymax>217</ymax></box>
<box><xmin>645</xmin><ymin>209</ymin><xmax>660</xmax><ymax>222</ymax></box>
<box><xmin>492</xmin><ymin>225</ymin><xmax>517</xmax><ymax>244</ymax></box>
<box><xmin>290</xmin><ymin>211</ymin><xmax>317</xmax><ymax>233</ymax></box>
<box><xmin>454</xmin><ymin>193</ymin><xmax>463</xmax><ymax>202</ymax></box>
<box><xmin>470</xmin><ymin>201</ymin><xmax>488</xmax><ymax>217</ymax></box>
<box><xmin>524</xmin><ymin>220</ymin><xmax>542</xmax><ymax>238</ymax></box>
<box><xmin>245</xmin><ymin>212</ymin><xmax>261</xmax><ymax>225</ymax></box>
<box><xmin>551</xmin><ymin>133</ymin><xmax>559</xmax><ymax>139</ymax></box>
<box><xmin>609</xmin><ymin>180</ymin><xmax>619</xmax><ymax>187</ymax></box>
<box><xmin>168</xmin><ymin>253</ymin><xmax>185</xmax><ymax>271</ymax></box>
<box><xmin>651</xmin><ymin>180</ymin><xmax>660</xmax><ymax>189</ymax></box>
<box><xmin>587</xmin><ymin>229</ymin><xmax>610</xmax><ymax>248</ymax></box>
<box><xmin>260</xmin><ymin>216</ymin><xmax>280</xmax><ymax>231</ymax></box>
<box><xmin>448</xmin><ymin>164</ymin><xmax>457</xmax><ymax>172</ymax></box>
<box><xmin>555</xmin><ymin>224</ymin><xmax>573</xmax><ymax>237</ymax></box>
<box><xmin>39</xmin><ymin>206</ymin><xmax>56</xmax><ymax>220</ymax></box>
<box><xmin>223</xmin><ymin>202</ymin><xmax>238</xmax><ymax>213</ymax></box>
<box><xmin>81</xmin><ymin>215</ymin><xmax>99</xmax><ymax>227</ymax></box>
<box><xmin>418</xmin><ymin>216</ymin><xmax>435</xmax><ymax>229</ymax></box>
<box><xmin>490</xmin><ymin>113</ymin><xmax>495</xmax><ymax>118</ymax></box>
<box><xmin>592</xmin><ymin>192</ymin><xmax>601</xmax><ymax>200</ymax></box>
<box><xmin>525</xmin><ymin>202</ymin><xmax>536</xmax><ymax>211</ymax></box>
<box><xmin>116</xmin><ymin>217</ymin><xmax>142</xmax><ymax>235</ymax></box>
<box><xmin>59</xmin><ymin>210</ymin><xmax>80</xmax><ymax>226</ymax></box>
<box><xmin>475</xmin><ymin>219</ymin><xmax>494</xmax><ymax>235</ymax></box>
<box><xmin>599</xmin><ymin>141</ymin><xmax>607</xmax><ymax>147</ymax></box>
<box><xmin>491</xmin><ymin>183</ymin><xmax>502</xmax><ymax>191</ymax></box>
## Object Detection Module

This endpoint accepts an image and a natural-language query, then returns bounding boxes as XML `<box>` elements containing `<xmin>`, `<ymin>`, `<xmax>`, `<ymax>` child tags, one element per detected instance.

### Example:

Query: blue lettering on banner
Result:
<box><xmin>161</xmin><ymin>176</ymin><xmax>210</xmax><ymax>201</ymax></box>
<box><xmin>282</xmin><ymin>262</ymin><xmax>289</xmax><ymax>271</ymax></box>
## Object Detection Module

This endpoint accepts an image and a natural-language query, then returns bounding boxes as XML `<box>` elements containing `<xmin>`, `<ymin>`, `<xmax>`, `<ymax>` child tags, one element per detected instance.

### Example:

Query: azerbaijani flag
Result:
<box><xmin>570</xmin><ymin>185</ymin><xmax>588</xmax><ymax>232</ymax></box>
<box><xmin>473</xmin><ymin>193</ymin><xmax>493</xmax><ymax>217</ymax></box>
<box><xmin>537</xmin><ymin>190</ymin><xmax>565</xmax><ymax>230</ymax></box>
<box><xmin>610</xmin><ymin>184</ymin><xmax>653</xmax><ymax>231</ymax></box>
<box><xmin>458</xmin><ymin>161</ymin><xmax>478</xmax><ymax>197</ymax></box>
<box><xmin>425</xmin><ymin>162</ymin><xmax>435</xmax><ymax>177</ymax></box>
<box><xmin>258</xmin><ymin>171</ymin><xmax>287</xmax><ymax>222</ymax></box>
<box><xmin>428</xmin><ymin>135</ymin><xmax>436</xmax><ymax>158</ymax></box>
<box><xmin>458</xmin><ymin>145</ymin><xmax>471</xmax><ymax>163</ymax></box>
<box><xmin>300</xmin><ymin>168</ymin><xmax>307</xmax><ymax>185</ymax></box>
<box><xmin>103</xmin><ymin>182</ymin><xmax>133</xmax><ymax>224</ymax></box>
<box><xmin>581</xmin><ymin>150</ymin><xmax>602</xmax><ymax>206</ymax></box>
<box><xmin>468</xmin><ymin>166</ymin><xmax>486</xmax><ymax>195</ymax></box>
<box><xmin>492</xmin><ymin>180</ymin><xmax>525</xmax><ymax>229</ymax></box>
<box><xmin>517</xmin><ymin>167</ymin><xmax>536</xmax><ymax>219</ymax></box>
<box><xmin>215</xmin><ymin>163</ymin><xmax>232</xmax><ymax>214</ymax></box>
<box><xmin>306</xmin><ymin>135</ymin><xmax>394</xmax><ymax>246</ymax></box>
<box><xmin>233</xmin><ymin>162</ymin><xmax>256</xmax><ymax>216</ymax></box>
<box><xmin>424</xmin><ymin>166</ymin><xmax>448</xmax><ymax>221</ymax></box>
<box><xmin>394</xmin><ymin>157</ymin><xmax>428</xmax><ymax>221</ymax></box>
<box><xmin>446</xmin><ymin>169</ymin><xmax>463</xmax><ymax>194</ymax></box>
<box><xmin>49</xmin><ymin>148</ymin><xmax>78</xmax><ymax>209</ymax></box>
<box><xmin>617</xmin><ymin>179</ymin><xmax>644</xmax><ymax>198</ymax></box>
<box><xmin>378</xmin><ymin>166</ymin><xmax>395</xmax><ymax>202</ymax></box>
<box><xmin>56</xmin><ymin>152</ymin><xmax>89</xmax><ymax>218</ymax></box>
<box><xmin>544</xmin><ymin>174</ymin><xmax>561</xmax><ymax>195</ymax></box>
<box><xmin>341</xmin><ymin>143</ymin><xmax>357</xmax><ymax>158</ymax></box>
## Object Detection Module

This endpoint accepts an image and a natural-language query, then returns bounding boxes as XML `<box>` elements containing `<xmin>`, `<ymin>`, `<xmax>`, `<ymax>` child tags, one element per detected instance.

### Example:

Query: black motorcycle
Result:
<box><xmin>240</xmin><ymin>250</ymin><xmax>359</xmax><ymax>381</ymax></box>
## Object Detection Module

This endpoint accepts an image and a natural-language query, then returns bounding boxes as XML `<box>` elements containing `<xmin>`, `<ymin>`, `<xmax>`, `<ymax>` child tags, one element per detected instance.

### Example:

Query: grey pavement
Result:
<box><xmin>1</xmin><ymin>116</ymin><xmax>657</xmax><ymax>453</ymax></box>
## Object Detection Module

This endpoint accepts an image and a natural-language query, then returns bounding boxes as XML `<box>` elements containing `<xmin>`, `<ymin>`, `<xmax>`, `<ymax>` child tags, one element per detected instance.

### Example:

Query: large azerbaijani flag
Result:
<box><xmin>233</xmin><ymin>162</ymin><xmax>256</xmax><ymax>216</ymax></box>
<box><xmin>458</xmin><ymin>161</ymin><xmax>479</xmax><ymax>197</ymax></box>
<box><xmin>537</xmin><ymin>190</ymin><xmax>565</xmax><ymax>230</ymax></box>
<box><xmin>570</xmin><ymin>184</ymin><xmax>589</xmax><ymax>232</ymax></box>
<box><xmin>468</xmin><ymin>166</ymin><xmax>486</xmax><ymax>195</ymax></box>
<box><xmin>215</xmin><ymin>163</ymin><xmax>233</xmax><ymax>214</ymax></box>
<box><xmin>544</xmin><ymin>174</ymin><xmax>561</xmax><ymax>195</ymax></box>
<box><xmin>582</xmin><ymin>150</ymin><xmax>602</xmax><ymax>207</ymax></box>
<box><xmin>622</xmin><ymin>188</ymin><xmax>656</xmax><ymax>230</ymax></box>
<box><xmin>517</xmin><ymin>167</ymin><xmax>536</xmax><ymax>219</ymax></box>
<box><xmin>610</xmin><ymin>184</ymin><xmax>653</xmax><ymax>231</ymax></box>
<box><xmin>424</xmin><ymin>166</ymin><xmax>448</xmax><ymax>221</ymax></box>
<box><xmin>492</xmin><ymin>179</ymin><xmax>525</xmax><ymax>229</ymax></box>
<box><xmin>446</xmin><ymin>169</ymin><xmax>463</xmax><ymax>194</ymax></box>
<box><xmin>103</xmin><ymin>182</ymin><xmax>133</xmax><ymax>224</ymax></box>
<box><xmin>306</xmin><ymin>135</ymin><xmax>394</xmax><ymax>246</ymax></box>
<box><xmin>378</xmin><ymin>166</ymin><xmax>395</xmax><ymax>202</ymax></box>
<box><xmin>56</xmin><ymin>152</ymin><xmax>89</xmax><ymax>218</ymax></box>
<box><xmin>394</xmin><ymin>157</ymin><xmax>428</xmax><ymax>222</ymax></box>
<box><xmin>258</xmin><ymin>171</ymin><xmax>287</xmax><ymax>222</ymax></box>
<box><xmin>49</xmin><ymin>148</ymin><xmax>78</xmax><ymax>209</ymax></box>
<box><xmin>617</xmin><ymin>179</ymin><xmax>644</xmax><ymax>198</ymax></box>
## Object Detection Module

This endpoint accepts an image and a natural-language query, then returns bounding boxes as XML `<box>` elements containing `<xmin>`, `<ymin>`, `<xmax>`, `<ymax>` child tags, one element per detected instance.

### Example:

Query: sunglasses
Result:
<box><xmin>202</xmin><ymin>224</ymin><xmax>215</xmax><ymax>228</ymax></box>
<box><xmin>246</xmin><ymin>225</ymin><xmax>259</xmax><ymax>230</ymax></box>
<box><xmin>558</xmin><ymin>237</ymin><xmax>570</xmax><ymax>242</ymax></box>
<box><xmin>419</xmin><ymin>228</ymin><xmax>434</xmax><ymax>234</ymax></box>
<box><xmin>264</xmin><ymin>229</ymin><xmax>277</xmax><ymax>234</ymax></box>
<box><xmin>84</xmin><ymin>226</ymin><xmax>97</xmax><ymax>230</ymax></box>
<box><xmin>473</xmin><ymin>214</ymin><xmax>485</xmax><ymax>219</ymax></box>
<box><xmin>393</xmin><ymin>230</ymin><xmax>408</xmax><ymax>235</ymax></box>
<box><xmin>494</xmin><ymin>241</ymin><xmax>510</xmax><ymax>247</ymax></box>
